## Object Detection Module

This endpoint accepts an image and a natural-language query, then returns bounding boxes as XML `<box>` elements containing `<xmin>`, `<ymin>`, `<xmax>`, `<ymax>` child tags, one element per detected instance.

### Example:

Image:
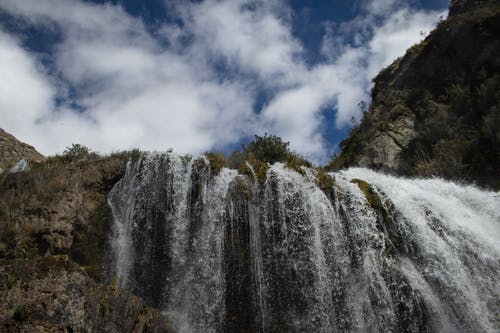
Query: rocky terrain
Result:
<box><xmin>0</xmin><ymin>256</ymin><xmax>173</xmax><ymax>332</ymax></box>
<box><xmin>0</xmin><ymin>134</ymin><xmax>172</xmax><ymax>332</ymax></box>
<box><xmin>331</xmin><ymin>0</ymin><xmax>500</xmax><ymax>189</ymax></box>
<box><xmin>0</xmin><ymin>128</ymin><xmax>44</xmax><ymax>173</ymax></box>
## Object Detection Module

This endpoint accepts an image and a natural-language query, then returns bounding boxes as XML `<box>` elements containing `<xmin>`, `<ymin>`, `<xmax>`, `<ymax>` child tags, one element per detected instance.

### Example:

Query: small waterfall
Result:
<box><xmin>258</xmin><ymin>164</ymin><xmax>336</xmax><ymax>331</ymax></box>
<box><xmin>109</xmin><ymin>155</ymin><xmax>500</xmax><ymax>333</ymax></box>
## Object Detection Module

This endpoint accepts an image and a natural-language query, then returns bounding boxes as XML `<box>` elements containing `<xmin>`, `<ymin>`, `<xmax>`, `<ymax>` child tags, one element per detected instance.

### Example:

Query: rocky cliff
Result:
<box><xmin>331</xmin><ymin>0</ymin><xmax>500</xmax><ymax>189</ymax></box>
<box><xmin>0</xmin><ymin>128</ymin><xmax>44</xmax><ymax>173</ymax></box>
<box><xmin>0</xmin><ymin>140</ymin><xmax>174</xmax><ymax>332</ymax></box>
<box><xmin>0</xmin><ymin>256</ymin><xmax>173</xmax><ymax>332</ymax></box>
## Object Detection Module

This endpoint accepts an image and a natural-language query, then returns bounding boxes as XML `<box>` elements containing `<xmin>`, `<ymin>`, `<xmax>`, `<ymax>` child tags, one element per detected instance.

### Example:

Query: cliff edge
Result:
<box><xmin>331</xmin><ymin>0</ymin><xmax>500</xmax><ymax>189</ymax></box>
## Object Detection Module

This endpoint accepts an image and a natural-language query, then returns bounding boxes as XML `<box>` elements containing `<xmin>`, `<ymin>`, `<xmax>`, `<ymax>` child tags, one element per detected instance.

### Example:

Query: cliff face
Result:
<box><xmin>331</xmin><ymin>0</ymin><xmax>500</xmax><ymax>189</ymax></box>
<box><xmin>0</xmin><ymin>256</ymin><xmax>173</xmax><ymax>333</ymax></box>
<box><xmin>0</xmin><ymin>153</ymin><xmax>126</xmax><ymax>272</ymax></box>
<box><xmin>0</xmin><ymin>129</ymin><xmax>44</xmax><ymax>172</ymax></box>
<box><xmin>0</xmin><ymin>144</ymin><xmax>174</xmax><ymax>332</ymax></box>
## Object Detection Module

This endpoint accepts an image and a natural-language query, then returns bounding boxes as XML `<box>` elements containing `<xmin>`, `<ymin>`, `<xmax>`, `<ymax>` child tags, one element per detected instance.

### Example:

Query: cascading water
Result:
<box><xmin>108</xmin><ymin>153</ymin><xmax>499</xmax><ymax>333</ymax></box>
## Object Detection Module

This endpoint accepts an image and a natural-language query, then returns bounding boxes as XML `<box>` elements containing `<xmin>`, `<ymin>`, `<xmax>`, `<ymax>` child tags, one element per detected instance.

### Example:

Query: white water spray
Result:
<box><xmin>109</xmin><ymin>157</ymin><xmax>499</xmax><ymax>332</ymax></box>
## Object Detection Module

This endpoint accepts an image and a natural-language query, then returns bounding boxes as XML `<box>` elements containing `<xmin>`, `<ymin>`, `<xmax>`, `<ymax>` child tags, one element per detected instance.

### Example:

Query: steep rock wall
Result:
<box><xmin>332</xmin><ymin>0</ymin><xmax>500</xmax><ymax>189</ymax></box>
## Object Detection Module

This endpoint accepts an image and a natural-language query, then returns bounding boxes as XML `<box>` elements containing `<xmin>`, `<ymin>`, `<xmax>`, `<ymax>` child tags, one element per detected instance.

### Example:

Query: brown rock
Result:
<box><xmin>0</xmin><ymin>128</ymin><xmax>44</xmax><ymax>172</ymax></box>
<box><xmin>0</xmin><ymin>256</ymin><xmax>174</xmax><ymax>332</ymax></box>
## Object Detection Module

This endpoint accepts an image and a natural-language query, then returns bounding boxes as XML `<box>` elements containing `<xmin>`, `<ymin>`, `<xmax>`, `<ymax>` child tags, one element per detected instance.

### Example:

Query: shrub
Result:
<box><xmin>316</xmin><ymin>169</ymin><xmax>335</xmax><ymax>200</ymax></box>
<box><xmin>109</xmin><ymin>149</ymin><xmax>142</xmax><ymax>163</ymax></box>
<box><xmin>201</xmin><ymin>134</ymin><xmax>312</xmax><ymax>182</ymax></box>
<box><xmin>204</xmin><ymin>152</ymin><xmax>229</xmax><ymax>176</ymax></box>
<box><xmin>241</xmin><ymin>134</ymin><xmax>291</xmax><ymax>164</ymax></box>
<box><xmin>63</xmin><ymin>144</ymin><xmax>92</xmax><ymax>157</ymax></box>
<box><xmin>13</xmin><ymin>305</ymin><xmax>28</xmax><ymax>322</ymax></box>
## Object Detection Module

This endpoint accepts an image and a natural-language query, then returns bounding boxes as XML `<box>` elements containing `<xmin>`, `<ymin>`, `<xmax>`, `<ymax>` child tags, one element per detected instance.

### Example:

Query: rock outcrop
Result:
<box><xmin>0</xmin><ymin>153</ymin><xmax>128</xmax><ymax>275</ymax></box>
<box><xmin>331</xmin><ymin>0</ymin><xmax>500</xmax><ymax>189</ymax></box>
<box><xmin>0</xmin><ymin>140</ymin><xmax>174</xmax><ymax>332</ymax></box>
<box><xmin>0</xmin><ymin>128</ymin><xmax>44</xmax><ymax>172</ymax></box>
<box><xmin>0</xmin><ymin>255</ymin><xmax>173</xmax><ymax>332</ymax></box>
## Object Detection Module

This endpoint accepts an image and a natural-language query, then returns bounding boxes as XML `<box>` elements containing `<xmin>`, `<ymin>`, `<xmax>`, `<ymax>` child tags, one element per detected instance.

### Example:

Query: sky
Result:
<box><xmin>0</xmin><ymin>0</ymin><xmax>449</xmax><ymax>163</ymax></box>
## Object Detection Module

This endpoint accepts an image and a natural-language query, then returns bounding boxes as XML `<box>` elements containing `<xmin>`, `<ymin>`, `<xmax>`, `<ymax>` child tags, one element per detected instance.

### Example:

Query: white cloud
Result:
<box><xmin>0</xmin><ymin>0</ymin><xmax>445</xmax><ymax>163</ymax></box>
<box><xmin>185</xmin><ymin>0</ymin><xmax>304</xmax><ymax>87</ymax></box>
<box><xmin>0</xmin><ymin>29</ymin><xmax>56</xmax><ymax>148</ymax></box>
<box><xmin>0</xmin><ymin>0</ymin><xmax>257</xmax><ymax>156</ymax></box>
<box><xmin>363</xmin><ymin>0</ymin><xmax>400</xmax><ymax>16</ymax></box>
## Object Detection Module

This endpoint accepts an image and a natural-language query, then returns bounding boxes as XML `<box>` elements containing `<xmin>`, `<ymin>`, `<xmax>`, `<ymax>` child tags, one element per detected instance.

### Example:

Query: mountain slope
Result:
<box><xmin>0</xmin><ymin>128</ymin><xmax>44</xmax><ymax>172</ymax></box>
<box><xmin>330</xmin><ymin>0</ymin><xmax>500</xmax><ymax>189</ymax></box>
<box><xmin>0</xmin><ymin>144</ymin><xmax>175</xmax><ymax>332</ymax></box>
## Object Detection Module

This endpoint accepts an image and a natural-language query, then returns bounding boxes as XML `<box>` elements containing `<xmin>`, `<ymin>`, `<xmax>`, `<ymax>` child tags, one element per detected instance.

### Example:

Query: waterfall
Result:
<box><xmin>109</xmin><ymin>154</ymin><xmax>499</xmax><ymax>333</ymax></box>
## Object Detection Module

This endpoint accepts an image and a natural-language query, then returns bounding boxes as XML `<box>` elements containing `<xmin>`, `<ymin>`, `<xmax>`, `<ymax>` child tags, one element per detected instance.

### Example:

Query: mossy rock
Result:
<box><xmin>351</xmin><ymin>179</ymin><xmax>384</xmax><ymax>211</ymax></box>
<box><xmin>316</xmin><ymin>170</ymin><xmax>335</xmax><ymax>200</ymax></box>
<box><xmin>237</xmin><ymin>161</ymin><xmax>254</xmax><ymax>179</ymax></box>
<box><xmin>99</xmin><ymin>301</ymin><xmax>111</xmax><ymax>317</ymax></box>
<box><xmin>231</xmin><ymin>176</ymin><xmax>253</xmax><ymax>201</ymax></box>
<box><xmin>70</xmin><ymin>203</ymin><xmax>113</xmax><ymax>281</ymax></box>
<box><xmin>285</xmin><ymin>154</ymin><xmax>312</xmax><ymax>173</ymax></box>
<box><xmin>238</xmin><ymin>159</ymin><xmax>269</xmax><ymax>184</ymax></box>
<box><xmin>205</xmin><ymin>152</ymin><xmax>229</xmax><ymax>177</ymax></box>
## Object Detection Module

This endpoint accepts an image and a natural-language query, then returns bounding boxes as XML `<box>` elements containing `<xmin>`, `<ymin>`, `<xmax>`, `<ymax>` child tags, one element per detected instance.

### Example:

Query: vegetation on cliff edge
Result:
<box><xmin>329</xmin><ymin>0</ymin><xmax>500</xmax><ymax>190</ymax></box>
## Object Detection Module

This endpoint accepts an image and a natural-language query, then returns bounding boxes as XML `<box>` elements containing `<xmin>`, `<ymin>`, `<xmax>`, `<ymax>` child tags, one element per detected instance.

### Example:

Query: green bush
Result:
<box><xmin>200</xmin><ymin>134</ymin><xmax>312</xmax><ymax>182</ymax></box>
<box><xmin>63</xmin><ymin>144</ymin><xmax>92</xmax><ymax>157</ymax></box>
<box><xmin>204</xmin><ymin>152</ymin><xmax>229</xmax><ymax>176</ymax></box>
<box><xmin>241</xmin><ymin>134</ymin><xmax>291</xmax><ymax>164</ymax></box>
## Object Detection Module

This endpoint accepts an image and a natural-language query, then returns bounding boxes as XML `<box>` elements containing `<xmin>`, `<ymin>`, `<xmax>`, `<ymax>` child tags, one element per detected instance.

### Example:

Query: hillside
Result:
<box><xmin>330</xmin><ymin>0</ymin><xmax>500</xmax><ymax>189</ymax></box>
<box><xmin>0</xmin><ymin>129</ymin><xmax>44</xmax><ymax>173</ymax></box>
<box><xmin>0</xmin><ymin>145</ymin><xmax>174</xmax><ymax>332</ymax></box>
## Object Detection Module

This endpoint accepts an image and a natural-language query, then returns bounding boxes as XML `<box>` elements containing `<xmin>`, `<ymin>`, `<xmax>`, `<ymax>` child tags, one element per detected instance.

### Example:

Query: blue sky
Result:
<box><xmin>0</xmin><ymin>0</ymin><xmax>448</xmax><ymax>163</ymax></box>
